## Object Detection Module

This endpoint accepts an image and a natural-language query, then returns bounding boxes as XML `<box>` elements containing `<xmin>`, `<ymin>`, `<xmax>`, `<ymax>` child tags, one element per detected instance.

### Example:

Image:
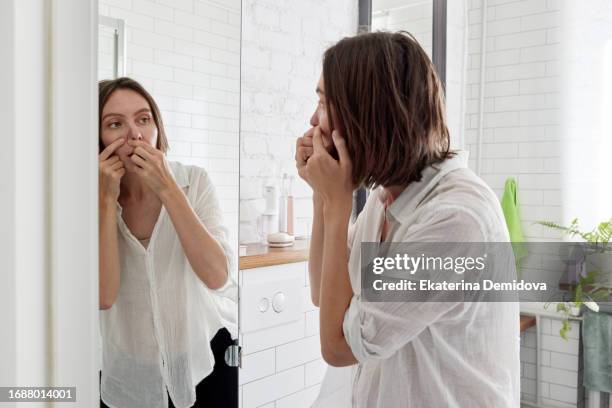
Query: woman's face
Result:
<box><xmin>100</xmin><ymin>89</ymin><xmax>158</xmax><ymax>169</ymax></box>
<box><xmin>310</xmin><ymin>74</ymin><xmax>334</xmax><ymax>148</ymax></box>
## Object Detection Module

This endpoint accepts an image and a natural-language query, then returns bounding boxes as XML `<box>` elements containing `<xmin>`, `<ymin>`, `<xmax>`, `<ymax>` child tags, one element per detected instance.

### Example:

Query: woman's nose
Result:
<box><xmin>127</xmin><ymin>126</ymin><xmax>143</xmax><ymax>140</ymax></box>
<box><xmin>310</xmin><ymin>110</ymin><xmax>318</xmax><ymax>127</ymax></box>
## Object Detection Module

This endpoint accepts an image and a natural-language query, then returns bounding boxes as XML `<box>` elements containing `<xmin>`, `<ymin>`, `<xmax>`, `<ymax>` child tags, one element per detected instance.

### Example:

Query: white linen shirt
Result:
<box><xmin>100</xmin><ymin>161</ymin><xmax>237</xmax><ymax>408</ymax></box>
<box><xmin>341</xmin><ymin>150</ymin><xmax>521</xmax><ymax>408</ymax></box>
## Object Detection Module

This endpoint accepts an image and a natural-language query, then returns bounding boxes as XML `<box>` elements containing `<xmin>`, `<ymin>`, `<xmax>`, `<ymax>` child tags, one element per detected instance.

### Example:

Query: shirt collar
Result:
<box><xmin>383</xmin><ymin>150</ymin><xmax>469</xmax><ymax>224</ymax></box>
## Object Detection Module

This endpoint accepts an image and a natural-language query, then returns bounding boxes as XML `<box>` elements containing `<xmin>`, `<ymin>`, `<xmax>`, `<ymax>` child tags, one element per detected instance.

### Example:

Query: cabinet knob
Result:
<box><xmin>258</xmin><ymin>297</ymin><xmax>269</xmax><ymax>313</ymax></box>
<box><xmin>272</xmin><ymin>292</ymin><xmax>285</xmax><ymax>313</ymax></box>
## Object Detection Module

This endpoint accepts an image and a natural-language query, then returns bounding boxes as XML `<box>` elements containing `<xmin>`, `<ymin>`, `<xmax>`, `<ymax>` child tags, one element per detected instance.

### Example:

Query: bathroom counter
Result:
<box><xmin>239</xmin><ymin>239</ymin><xmax>309</xmax><ymax>270</ymax></box>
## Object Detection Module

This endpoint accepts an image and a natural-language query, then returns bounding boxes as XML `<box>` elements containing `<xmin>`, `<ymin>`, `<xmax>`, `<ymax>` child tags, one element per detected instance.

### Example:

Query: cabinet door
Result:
<box><xmin>240</xmin><ymin>262</ymin><xmax>305</xmax><ymax>334</ymax></box>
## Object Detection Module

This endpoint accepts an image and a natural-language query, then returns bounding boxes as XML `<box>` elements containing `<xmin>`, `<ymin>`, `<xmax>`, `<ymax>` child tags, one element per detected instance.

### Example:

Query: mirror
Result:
<box><xmin>97</xmin><ymin>2</ymin><xmax>240</xmax><ymax>407</ymax></box>
<box><xmin>372</xmin><ymin>0</ymin><xmax>434</xmax><ymax>58</ymax></box>
<box><xmin>98</xmin><ymin>16</ymin><xmax>126</xmax><ymax>79</ymax></box>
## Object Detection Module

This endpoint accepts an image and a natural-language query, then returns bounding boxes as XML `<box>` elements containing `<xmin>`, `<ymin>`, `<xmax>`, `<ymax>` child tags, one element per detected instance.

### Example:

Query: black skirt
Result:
<box><xmin>100</xmin><ymin>327</ymin><xmax>238</xmax><ymax>408</ymax></box>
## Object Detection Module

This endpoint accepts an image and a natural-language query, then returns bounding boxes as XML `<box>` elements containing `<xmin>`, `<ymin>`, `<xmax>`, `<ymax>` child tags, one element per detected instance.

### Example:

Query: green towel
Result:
<box><xmin>582</xmin><ymin>310</ymin><xmax>612</xmax><ymax>393</ymax></box>
<box><xmin>500</xmin><ymin>177</ymin><xmax>528</xmax><ymax>275</ymax></box>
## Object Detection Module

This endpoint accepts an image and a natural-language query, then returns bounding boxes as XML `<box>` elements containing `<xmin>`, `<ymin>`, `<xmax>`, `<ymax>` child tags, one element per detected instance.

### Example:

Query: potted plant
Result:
<box><xmin>537</xmin><ymin>218</ymin><xmax>612</xmax><ymax>339</ymax></box>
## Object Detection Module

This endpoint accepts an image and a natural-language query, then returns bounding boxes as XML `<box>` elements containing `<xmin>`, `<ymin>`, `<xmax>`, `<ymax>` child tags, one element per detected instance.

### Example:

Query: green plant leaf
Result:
<box><xmin>559</xmin><ymin>320</ymin><xmax>571</xmax><ymax>340</ymax></box>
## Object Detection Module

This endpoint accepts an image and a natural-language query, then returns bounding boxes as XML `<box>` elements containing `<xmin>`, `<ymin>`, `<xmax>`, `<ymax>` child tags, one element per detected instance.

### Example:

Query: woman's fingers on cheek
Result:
<box><xmin>110</xmin><ymin>161</ymin><xmax>123</xmax><ymax>170</ymax></box>
<box><xmin>133</xmin><ymin>156</ymin><xmax>146</xmax><ymax>168</ymax></box>
<box><xmin>301</xmin><ymin>136</ymin><xmax>313</xmax><ymax>147</ymax></box>
<box><xmin>303</xmin><ymin>127</ymin><xmax>315</xmax><ymax>138</ymax></box>
<box><xmin>135</xmin><ymin>147</ymin><xmax>147</xmax><ymax>159</ymax></box>
<box><xmin>298</xmin><ymin>146</ymin><xmax>313</xmax><ymax>160</ymax></box>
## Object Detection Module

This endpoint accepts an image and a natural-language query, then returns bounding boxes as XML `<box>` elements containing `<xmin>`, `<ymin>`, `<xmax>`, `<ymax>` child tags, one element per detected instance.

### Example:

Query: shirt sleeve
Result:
<box><xmin>191</xmin><ymin>167</ymin><xmax>236</xmax><ymax>287</ymax></box>
<box><xmin>191</xmin><ymin>167</ymin><xmax>238</xmax><ymax>336</ymax></box>
<box><xmin>342</xmin><ymin>204</ymin><xmax>490</xmax><ymax>363</ymax></box>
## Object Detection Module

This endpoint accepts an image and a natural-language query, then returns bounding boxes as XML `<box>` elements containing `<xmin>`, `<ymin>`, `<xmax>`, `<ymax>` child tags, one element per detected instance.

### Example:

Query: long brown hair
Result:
<box><xmin>322</xmin><ymin>31</ymin><xmax>453</xmax><ymax>188</ymax></box>
<box><xmin>98</xmin><ymin>77</ymin><xmax>169</xmax><ymax>154</ymax></box>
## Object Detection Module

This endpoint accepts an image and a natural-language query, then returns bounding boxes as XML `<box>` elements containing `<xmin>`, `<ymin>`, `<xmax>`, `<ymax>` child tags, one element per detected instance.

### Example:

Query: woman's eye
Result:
<box><xmin>109</xmin><ymin>122</ymin><xmax>121</xmax><ymax>129</ymax></box>
<box><xmin>139</xmin><ymin>116</ymin><xmax>151</xmax><ymax>124</ymax></box>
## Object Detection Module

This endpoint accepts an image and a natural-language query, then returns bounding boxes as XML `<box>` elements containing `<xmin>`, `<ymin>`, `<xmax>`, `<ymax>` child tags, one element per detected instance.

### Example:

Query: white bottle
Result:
<box><xmin>278</xmin><ymin>174</ymin><xmax>288</xmax><ymax>233</ymax></box>
<box><xmin>287</xmin><ymin>175</ymin><xmax>294</xmax><ymax>235</ymax></box>
<box><xmin>263</xmin><ymin>184</ymin><xmax>278</xmax><ymax>215</ymax></box>
<box><xmin>260</xmin><ymin>182</ymin><xmax>279</xmax><ymax>243</ymax></box>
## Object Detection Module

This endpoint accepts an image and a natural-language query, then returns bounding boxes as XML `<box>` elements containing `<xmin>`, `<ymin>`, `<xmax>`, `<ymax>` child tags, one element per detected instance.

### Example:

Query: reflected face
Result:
<box><xmin>310</xmin><ymin>75</ymin><xmax>334</xmax><ymax>148</ymax></box>
<box><xmin>100</xmin><ymin>89</ymin><xmax>158</xmax><ymax>167</ymax></box>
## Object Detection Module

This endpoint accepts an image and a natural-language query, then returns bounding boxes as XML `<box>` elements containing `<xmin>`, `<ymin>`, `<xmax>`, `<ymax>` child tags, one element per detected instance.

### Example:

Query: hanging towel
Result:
<box><xmin>582</xmin><ymin>310</ymin><xmax>612</xmax><ymax>393</ymax></box>
<box><xmin>500</xmin><ymin>177</ymin><xmax>528</xmax><ymax>275</ymax></box>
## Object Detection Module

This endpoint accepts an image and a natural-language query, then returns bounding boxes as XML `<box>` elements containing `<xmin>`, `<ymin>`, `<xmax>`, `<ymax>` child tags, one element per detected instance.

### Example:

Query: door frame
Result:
<box><xmin>0</xmin><ymin>0</ymin><xmax>99</xmax><ymax>406</ymax></box>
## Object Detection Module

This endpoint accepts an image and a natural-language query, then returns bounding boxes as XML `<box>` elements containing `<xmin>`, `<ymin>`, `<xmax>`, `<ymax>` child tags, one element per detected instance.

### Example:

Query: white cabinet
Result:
<box><xmin>240</xmin><ymin>268</ymin><xmax>303</xmax><ymax>333</ymax></box>
<box><xmin>239</xmin><ymin>261</ymin><xmax>325</xmax><ymax>408</ymax></box>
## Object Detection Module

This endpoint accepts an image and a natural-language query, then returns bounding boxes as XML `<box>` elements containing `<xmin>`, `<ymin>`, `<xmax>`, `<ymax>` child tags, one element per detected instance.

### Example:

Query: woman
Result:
<box><xmin>98</xmin><ymin>77</ymin><xmax>237</xmax><ymax>408</ymax></box>
<box><xmin>296</xmin><ymin>32</ymin><xmax>520</xmax><ymax>407</ymax></box>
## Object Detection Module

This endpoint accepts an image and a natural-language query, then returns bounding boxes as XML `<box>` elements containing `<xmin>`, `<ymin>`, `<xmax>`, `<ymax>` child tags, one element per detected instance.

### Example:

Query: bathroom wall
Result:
<box><xmin>461</xmin><ymin>0</ymin><xmax>563</xmax><ymax>240</ymax></box>
<box><xmin>559</xmin><ymin>0</ymin><xmax>612</xmax><ymax>230</ymax></box>
<box><xmin>459</xmin><ymin>2</ymin><xmax>611</xmax><ymax>405</ymax></box>
<box><xmin>98</xmin><ymin>0</ymin><xmax>240</xmax><ymax>254</ymax></box>
<box><xmin>239</xmin><ymin>0</ymin><xmax>358</xmax><ymax>242</ymax></box>
<box><xmin>238</xmin><ymin>0</ymin><xmax>358</xmax><ymax>405</ymax></box>
<box><xmin>520</xmin><ymin>316</ymin><xmax>584</xmax><ymax>407</ymax></box>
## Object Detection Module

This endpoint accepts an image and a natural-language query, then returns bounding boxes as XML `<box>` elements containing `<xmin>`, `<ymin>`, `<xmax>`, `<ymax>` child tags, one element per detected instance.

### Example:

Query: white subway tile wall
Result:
<box><xmin>461</xmin><ymin>1</ymin><xmax>588</xmax><ymax>404</ymax></box>
<box><xmin>463</xmin><ymin>0</ymin><xmax>563</xmax><ymax>241</ymax></box>
<box><xmin>520</xmin><ymin>317</ymin><xmax>584</xmax><ymax>407</ymax></box>
<box><xmin>239</xmin><ymin>0</ymin><xmax>358</xmax><ymax>241</ymax></box>
<box><xmin>98</xmin><ymin>0</ymin><xmax>240</xmax><ymax>259</ymax></box>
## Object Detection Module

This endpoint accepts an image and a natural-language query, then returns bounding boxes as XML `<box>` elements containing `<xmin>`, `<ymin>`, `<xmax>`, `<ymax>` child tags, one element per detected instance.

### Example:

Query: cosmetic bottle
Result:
<box><xmin>287</xmin><ymin>176</ymin><xmax>294</xmax><ymax>235</ymax></box>
<box><xmin>278</xmin><ymin>174</ymin><xmax>288</xmax><ymax>233</ymax></box>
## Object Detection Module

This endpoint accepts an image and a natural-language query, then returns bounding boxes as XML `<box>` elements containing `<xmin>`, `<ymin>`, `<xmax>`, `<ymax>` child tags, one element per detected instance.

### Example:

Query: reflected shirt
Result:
<box><xmin>100</xmin><ymin>161</ymin><xmax>237</xmax><ymax>408</ymax></box>
<box><xmin>342</xmin><ymin>151</ymin><xmax>521</xmax><ymax>408</ymax></box>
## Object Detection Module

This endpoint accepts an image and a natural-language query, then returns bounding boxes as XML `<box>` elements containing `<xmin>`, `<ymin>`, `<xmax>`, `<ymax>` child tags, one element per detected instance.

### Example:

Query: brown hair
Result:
<box><xmin>98</xmin><ymin>77</ymin><xmax>169</xmax><ymax>154</ymax></box>
<box><xmin>322</xmin><ymin>31</ymin><xmax>454</xmax><ymax>188</ymax></box>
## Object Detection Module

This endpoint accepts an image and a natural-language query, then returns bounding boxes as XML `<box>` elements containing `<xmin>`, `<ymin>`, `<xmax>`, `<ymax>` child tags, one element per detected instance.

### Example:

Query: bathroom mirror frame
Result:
<box><xmin>98</xmin><ymin>15</ymin><xmax>126</xmax><ymax>79</ymax></box>
<box><xmin>361</xmin><ymin>0</ymin><xmax>447</xmax><ymax>87</ymax></box>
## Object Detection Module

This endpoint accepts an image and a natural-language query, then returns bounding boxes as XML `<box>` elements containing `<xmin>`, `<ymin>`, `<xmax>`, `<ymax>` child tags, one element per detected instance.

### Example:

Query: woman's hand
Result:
<box><xmin>127</xmin><ymin>139</ymin><xmax>178</xmax><ymax>197</ymax></box>
<box><xmin>295</xmin><ymin>127</ymin><xmax>315</xmax><ymax>187</ymax></box>
<box><xmin>99</xmin><ymin>138</ymin><xmax>126</xmax><ymax>204</ymax></box>
<box><xmin>305</xmin><ymin>127</ymin><xmax>354</xmax><ymax>216</ymax></box>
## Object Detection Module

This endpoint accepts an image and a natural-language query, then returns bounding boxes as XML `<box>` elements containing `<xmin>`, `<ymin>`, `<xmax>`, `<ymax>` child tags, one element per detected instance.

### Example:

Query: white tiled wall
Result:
<box><xmin>520</xmin><ymin>316</ymin><xmax>584</xmax><ymax>407</ymax></box>
<box><xmin>559</xmin><ymin>0</ymin><xmax>612</xmax><ymax>230</ymax></box>
<box><xmin>98</xmin><ymin>0</ymin><xmax>240</xmax><ymax>258</ymax></box>
<box><xmin>239</xmin><ymin>262</ymin><xmax>326</xmax><ymax>408</ymax></box>
<box><xmin>462</xmin><ymin>0</ymin><xmax>563</xmax><ymax>241</ymax></box>
<box><xmin>459</xmin><ymin>2</ymin><xmax>593</xmax><ymax>405</ymax></box>
<box><xmin>239</xmin><ymin>0</ymin><xmax>358</xmax><ymax>242</ymax></box>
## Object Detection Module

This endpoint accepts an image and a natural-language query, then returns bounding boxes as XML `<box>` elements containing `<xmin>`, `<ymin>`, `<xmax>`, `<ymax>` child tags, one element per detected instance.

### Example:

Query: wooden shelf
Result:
<box><xmin>520</xmin><ymin>314</ymin><xmax>536</xmax><ymax>332</ymax></box>
<box><xmin>239</xmin><ymin>239</ymin><xmax>309</xmax><ymax>270</ymax></box>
